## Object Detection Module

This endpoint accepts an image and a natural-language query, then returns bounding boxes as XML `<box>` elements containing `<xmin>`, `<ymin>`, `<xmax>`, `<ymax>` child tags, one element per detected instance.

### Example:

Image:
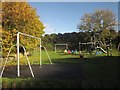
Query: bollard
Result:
<box><xmin>2</xmin><ymin>81</ymin><xmax>8</xmax><ymax>89</ymax></box>
<box><xmin>20</xmin><ymin>82</ymin><xmax>25</xmax><ymax>88</ymax></box>
<box><xmin>11</xmin><ymin>81</ymin><xmax>16</xmax><ymax>89</ymax></box>
<box><xmin>30</xmin><ymin>82</ymin><xmax>34</xmax><ymax>88</ymax></box>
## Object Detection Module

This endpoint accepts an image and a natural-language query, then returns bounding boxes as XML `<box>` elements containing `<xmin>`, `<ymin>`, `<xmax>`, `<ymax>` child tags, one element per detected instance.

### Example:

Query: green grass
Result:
<box><xmin>1</xmin><ymin>49</ymin><xmax>120</xmax><ymax>88</ymax></box>
<box><xmin>81</xmin><ymin>56</ymin><xmax>119</xmax><ymax>88</ymax></box>
<box><xmin>3</xmin><ymin>48</ymin><xmax>119</xmax><ymax>66</ymax></box>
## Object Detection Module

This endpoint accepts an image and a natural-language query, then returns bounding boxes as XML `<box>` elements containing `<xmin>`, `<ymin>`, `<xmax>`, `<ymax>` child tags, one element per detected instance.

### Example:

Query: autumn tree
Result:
<box><xmin>2</xmin><ymin>2</ymin><xmax>44</xmax><ymax>56</ymax></box>
<box><xmin>0</xmin><ymin>2</ymin><xmax>2</xmax><ymax>56</ymax></box>
<box><xmin>77</xmin><ymin>9</ymin><xmax>117</xmax><ymax>45</ymax></box>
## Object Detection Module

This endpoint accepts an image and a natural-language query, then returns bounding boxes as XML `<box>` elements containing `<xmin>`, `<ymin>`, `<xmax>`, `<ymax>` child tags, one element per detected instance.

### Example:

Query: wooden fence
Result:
<box><xmin>2</xmin><ymin>80</ymin><xmax>34</xmax><ymax>89</ymax></box>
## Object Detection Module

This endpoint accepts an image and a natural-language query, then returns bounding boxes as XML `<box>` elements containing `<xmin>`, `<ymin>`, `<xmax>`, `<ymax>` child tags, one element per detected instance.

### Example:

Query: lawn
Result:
<box><xmin>1</xmin><ymin>49</ymin><xmax>120</xmax><ymax>88</ymax></box>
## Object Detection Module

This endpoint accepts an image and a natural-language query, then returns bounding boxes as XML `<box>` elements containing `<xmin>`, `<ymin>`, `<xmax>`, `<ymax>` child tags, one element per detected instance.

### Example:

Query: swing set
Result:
<box><xmin>0</xmin><ymin>32</ymin><xmax>52</xmax><ymax>78</ymax></box>
<box><xmin>55</xmin><ymin>44</ymin><xmax>68</xmax><ymax>53</ymax></box>
<box><xmin>79</xmin><ymin>41</ymin><xmax>107</xmax><ymax>55</ymax></box>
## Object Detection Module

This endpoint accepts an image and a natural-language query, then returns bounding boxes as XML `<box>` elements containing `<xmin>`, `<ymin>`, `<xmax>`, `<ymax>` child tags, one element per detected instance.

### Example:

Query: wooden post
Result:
<box><xmin>20</xmin><ymin>81</ymin><xmax>25</xmax><ymax>88</ymax></box>
<box><xmin>12</xmin><ymin>81</ymin><xmax>16</xmax><ymax>89</ymax></box>
<box><xmin>2</xmin><ymin>81</ymin><xmax>8</xmax><ymax>89</ymax></box>
<box><xmin>29</xmin><ymin>82</ymin><xmax>34</xmax><ymax>88</ymax></box>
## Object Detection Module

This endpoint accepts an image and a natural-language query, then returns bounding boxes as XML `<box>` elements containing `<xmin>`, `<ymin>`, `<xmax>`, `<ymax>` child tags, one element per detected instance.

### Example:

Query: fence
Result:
<box><xmin>2</xmin><ymin>80</ymin><xmax>34</xmax><ymax>89</ymax></box>
<box><xmin>1</xmin><ymin>80</ymin><xmax>119</xmax><ymax>88</ymax></box>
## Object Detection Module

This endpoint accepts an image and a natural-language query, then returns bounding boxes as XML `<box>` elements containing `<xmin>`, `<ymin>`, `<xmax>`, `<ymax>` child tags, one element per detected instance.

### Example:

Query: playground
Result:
<box><xmin>1</xmin><ymin>2</ymin><xmax>120</xmax><ymax>89</ymax></box>
<box><xmin>0</xmin><ymin>31</ymin><xmax>119</xmax><ymax>89</ymax></box>
<box><xmin>1</xmin><ymin>48</ymin><xmax>120</xmax><ymax>88</ymax></box>
<box><xmin>0</xmin><ymin>31</ymin><xmax>119</xmax><ymax>88</ymax></box>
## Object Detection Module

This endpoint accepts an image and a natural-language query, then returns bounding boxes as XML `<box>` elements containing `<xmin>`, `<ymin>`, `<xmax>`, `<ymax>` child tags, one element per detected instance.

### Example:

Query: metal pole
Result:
<box><xmin>66</xmin><ymin>44</ymin><xmax>67</xmax><ymax>50</ymax></box>
<box><xmin>17</xmin><ymin>32</ymin><xmax>20</xmax><ymax>77</ymax></box>
<box><xmin>0</xmin><ymin>45</ymin><xmax>16</xmax><ymax>77</ymax></box>
<box><xmin>40</xmin><ymin>38</ymin><xmax>42</xmax><ymax>66</ymax></box>
<box><xmin>55</xmin><ymin>45</ymin><xmax>56</xmax><ymax>53</ymax></box>
<box><xmin>79</xmin><ymin>42</ymin><xmax>80</xmax><ymax>51</ymax></box>
<box><xmin>67</xmin><ymin>44</ymin><xmax>68</xmax><ymax>50</ymax></box>
<box><xmin>43</xmin><ymin>46</ymin><xmax>52</xmax><ymax>64</ymax></box>
<box><xmin>79</xmin><ymin>42</ymin><xmax>81</xmax><ymax>54</ymax></box>
<box><xmin>19</xmin><ymin>32</ymin><xmax>40</xmax><ymax>40</ymax></box>
<box><xmin>21</xmin><ymin>45</ymin><xmax>34</xmax><ymax>77</ymax></box>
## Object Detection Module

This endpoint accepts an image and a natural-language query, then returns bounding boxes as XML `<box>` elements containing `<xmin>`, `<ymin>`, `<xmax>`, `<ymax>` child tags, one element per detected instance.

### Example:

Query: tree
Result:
<box><xmin>77</xmin><ymin>9</ymin><xmax>117</xmax><ymax>45</ymax></box>
<box><xmin>42</xmin><ymin>34</ymin><xmax>57</xmax><ymax>50</ymax></box>
<box><xmin>0</xmin><ymin>27</ymin><xmax>1</xmax><ymax>56</ymax></box>
<box><xmin>42</xmin><ymin>32</ymin><xmax>93</xmax><ymax>51</ymax></box>
<box><xmin>2</xmin><ymin>2</ymin><xmax>44</xmax><ymax>56</ymax></box>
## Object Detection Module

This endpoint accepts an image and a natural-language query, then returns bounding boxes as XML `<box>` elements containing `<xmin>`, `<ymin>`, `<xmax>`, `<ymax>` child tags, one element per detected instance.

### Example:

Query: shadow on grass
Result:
<box><xmin>2</xmin><ymin>56</ymin><xmax>120</xmax><ymax>88</ymax></box>
<box><xmin>52</xmin><ymin>55</ymin><xmax>120</xmax><ymax>64</ymax></box>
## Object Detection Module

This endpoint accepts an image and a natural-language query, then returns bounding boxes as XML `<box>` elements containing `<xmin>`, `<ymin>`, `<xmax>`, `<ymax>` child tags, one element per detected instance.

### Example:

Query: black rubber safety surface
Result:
<box><xmin>2</xmin><ymin>63</ymin><xmax>85</xmax><ymax>80</ymax></box>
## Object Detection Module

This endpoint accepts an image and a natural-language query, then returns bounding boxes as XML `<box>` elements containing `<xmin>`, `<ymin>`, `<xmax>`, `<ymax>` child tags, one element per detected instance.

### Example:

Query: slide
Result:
<box><xmin>96</xmin><ymin>47</ymin><xmax>107</xmax><ymax>53</ymax></box>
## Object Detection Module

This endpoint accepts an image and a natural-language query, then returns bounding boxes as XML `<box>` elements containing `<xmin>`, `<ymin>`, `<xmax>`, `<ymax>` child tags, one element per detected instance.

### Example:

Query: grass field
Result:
<box><xmin>1</xmin><ymin>49</ymin><xmax>120</xmax><ymax>88</ymax></box>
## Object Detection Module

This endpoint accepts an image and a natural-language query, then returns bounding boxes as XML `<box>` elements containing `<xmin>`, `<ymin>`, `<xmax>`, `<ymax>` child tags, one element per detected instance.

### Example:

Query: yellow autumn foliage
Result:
<box><xmin>2</xmin><ymin>2</ymin><xmax>45</xmax><ymax>56</ymax></box>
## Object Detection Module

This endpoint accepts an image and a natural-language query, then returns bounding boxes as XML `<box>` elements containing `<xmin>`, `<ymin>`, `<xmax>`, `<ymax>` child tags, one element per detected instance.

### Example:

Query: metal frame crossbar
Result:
<box><xmin>55</xmin><ymin>44</ymin><xmax>68</xmax><ymax>53</ymax></box>
<box><xmin>0</xmin><ymin>32</ymin><xmax>52</xmax><ymax>78</ymax></box>
<box><xmin>17</xmin><ymin>32</ymin><xmax>41</xmax><ymax>77</ymax></box>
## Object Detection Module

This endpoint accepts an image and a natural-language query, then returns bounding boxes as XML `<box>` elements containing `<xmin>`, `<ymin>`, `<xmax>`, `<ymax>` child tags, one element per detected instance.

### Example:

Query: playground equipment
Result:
<box><xmin>96</xmin><ymin>46</ymin><xmax>107</xmax><ymax>53</ymax></box>
<box><xmin>64</xmin><ymin>49</ymin><xmax>67</xmax><ymax>54</ymax></box>
<box><xmin>0</xmin><ymin>32</ymin><xmax>52</xmax><ymax>77</ymax></box>
<box><xmin>95</xmin><ymin>51</ymin><xmax>102</xmax><ymax>55</ymax></box>
<box><xmin>118</xmin><ymin>42</ymin><xmax>120</xmax><ymax>51</ymax></box>
<box><xmin>79</xmin><ymin>42</ymin><xmax>95</xmax><ymax>54</ymax></box>
<box><xmin>55</xmin><ymin>44</ymin><xmax>68</xmax><ymax>53</ymax></box>
<box><xmin>79</xmin><ymin>41</ymin><xmax>107</xmax><ymax>54</ymax></box>
<box><xmin>67</xmin><ymin>50</ymin><xmax>71</xmax><ymax>54</ymax></box>
<box><xmin>105</xmin><ymin>36</ymin><xmax>113</xmax><ymax>56</ymax></box>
